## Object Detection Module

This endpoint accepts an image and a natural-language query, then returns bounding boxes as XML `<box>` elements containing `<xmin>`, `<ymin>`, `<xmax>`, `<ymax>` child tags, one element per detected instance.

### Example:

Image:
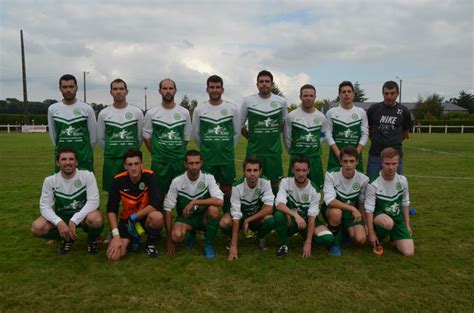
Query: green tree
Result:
<box><xmin>413</xmin><ymin>94</ymin><xmax>444</xmax><ymax>120</ymax></box>
<box><xmin>179</xmin><ymin>95</ymin><xmax>198</xmax><ymax>118</ymax></box>
<box><xmin>353</xmin><ymin>81</ymin><xmax>368</xmax><ymax>102</ymax></box>
<box><xmin>449</xmin><ymin>91</ymin><xmax>474</xmax><ymax>113</ymax></box>
<box><xmin>288</xmin><ymin>103</ymin><xmax>298</xmax><ymax>112</ymax></box>
<box><xmin>271</xmin><ymin>83</ymin><xmax>284</xmax><ymax>97</ymax></box>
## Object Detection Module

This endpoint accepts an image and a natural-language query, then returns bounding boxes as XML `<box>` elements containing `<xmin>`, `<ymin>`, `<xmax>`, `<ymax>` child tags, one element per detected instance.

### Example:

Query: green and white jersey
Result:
<box><xmin>164</xmin><ymin>171</ymin><xmax>224</xmax><ymax>217</ymax></box>
<box><xmin>275</xmin><ymin>177</ymin><xmax>320</xmax><ymax>219</ymax></box>
<box><xmin>241</xmin><ymin>94</ymin><xmax>288</xmax><ymax>156</ymax></box>
<box><xmin>192</xmin><ymin>100</ymin><xmax>240</xmax><ymax>165</ymax></box>
<box><xmin>39</xmin><ymin>169</ymin><xmax>100</xmax><ymax>226</ymax></box>
<box><xmin>365</xmin><ymin>173</ymin><xmax>410</xmax><ymax>222</ymax></box>
<box><xmin>284</xmin><ymin>107</ymin><xmax>329</xmax><ymax>157</ymax></box>
<box><xmin>97</xmin><ymin>104</ymin><xmax>143</xmax><ymax>158</ymax></box>
<box><xmin>47</xmin><ymin>100</ymin><xmax>97</xmax><ymax>166</ymax></box>
<box><xmin>323</xmin><ymin>168</ymin><xmax>369</xmax><ymax>208</ymax></box>
<box><xmin>325</xmin><ymin>105</ymin><xmax>368</xmax><ymax>148</ymax></box>
<box><xmin>143</xmin><ymin>104</ymin><xmax>191</xmax><ymax>161</ymax></box>
<box><xmin>230</xmin><ymin>176</ymin><xmax>274</xmax><ymax>220</ymax></box>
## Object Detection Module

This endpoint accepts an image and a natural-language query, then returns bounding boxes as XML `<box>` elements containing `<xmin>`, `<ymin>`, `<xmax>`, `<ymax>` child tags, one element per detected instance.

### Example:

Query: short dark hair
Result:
<box><xmin>382</xmin><ymin>81</ymin><xmax>399</xmax><ymax>93</ymax></box>
<box><xmin>185</xmin><ymin>149</ymin><xmax>201</xmax><ymax>162</ymax></box>
<box><xmin>207</xmin><ymin>75</ymin><xmax>223</xmax><ymax>87</ymax></box>
<box><xmin>110</xmin><ymin>78</ymin><xmax>127</xmax><ymax>90</ymax></box>
<box><xmin>123</xmin><ymin>148</ymin><xmax>142</xmax><ymax>163</ymax></box>
<box><xmin>56</xmin><ymin>147</ymin><xmax>77</xmax><ymax>161</ymax></box>
<box><xmin>339</xmin><ymin>145</ymin><xmax>359</xmax><ymax>161</ymax></box>
<box><xmin>300</xmin><ymin>84</ymin><xmax>316</xmax><ymax>96</ymax></box>
<box><xmin>338</xmin><ymin>81</ymin><xmax>354</xmax><ymax>93</ymax></box>
<box><xmin>257</xmin><ymin>70</ymin><xmax>273</xmax><ymax>82</ymax></box>
<box><xmin>59</xmin><ymin>74</ymin><xmax>77</xmax><ymax>87</ymax></box>
<box><xmin>159</xmin><ymin>78</ymin><xmax>176</xmax><ymax>90</ymax></box>
<box><xmin>291</xmin><ymin>155</ymin><xmax>310</xmax><ymax>169</ymax></box>
<box><xmin>243</xmin><ymin>155</ymin><xmax>262</xmax><ymax>170</ymax></box>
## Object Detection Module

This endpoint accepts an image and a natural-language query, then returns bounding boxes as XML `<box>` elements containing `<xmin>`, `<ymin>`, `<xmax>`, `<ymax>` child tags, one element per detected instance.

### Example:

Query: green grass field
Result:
<box><xmin>0</xmin><ymin>133</ymin><xmax>473</xmax><ymax>312</ymax></box>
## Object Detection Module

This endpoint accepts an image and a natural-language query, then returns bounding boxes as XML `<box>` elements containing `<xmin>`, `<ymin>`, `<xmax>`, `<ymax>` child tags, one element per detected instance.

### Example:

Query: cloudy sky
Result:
<box><xmin>1</xmin><ymin>0</ymin><xmax>472</xmax><ymax>110</ymax></box>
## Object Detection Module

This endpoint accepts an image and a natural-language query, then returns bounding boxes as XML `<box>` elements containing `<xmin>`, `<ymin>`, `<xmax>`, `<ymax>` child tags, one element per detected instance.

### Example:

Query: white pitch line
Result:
<box><xmin>406</xmin><ymin>146</ymin><xmax>474</xmax><ymax>158</ymax></box>
<box><xmin>405</xmin><ymin>175</ymin><xmax>474</xmax><ymax>180</ymax></box>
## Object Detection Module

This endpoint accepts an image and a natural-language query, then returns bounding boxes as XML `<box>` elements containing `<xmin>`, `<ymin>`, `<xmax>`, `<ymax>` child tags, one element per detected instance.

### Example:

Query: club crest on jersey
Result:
<box><xmin>396</xmin><ymin>182</ymin><xmax>402</xmax><ymax>191</ymax></box>
<box><xmin>255</xmin><ymin>188</ymin><xmax>262</xmax><ymax>196</ymax></box>
<box><xmin>270</xmin><ymin>101</ymin><xmax>279</xmax><ymax>108</ymax></box>
<box><xmin>313</xmin><ymin>117</ymin><xmax>320</xmax><ymax>124</ymax></box>
<box><xmin>74</xmin><ymin>179</ymin><xmax>82</xmax><ymax>188</ymax></box>
<box><xmin>139</xmin><ymin>182</ymin><xmax>145</xmax><ymax>190</ymax></box>
<box><xmin>73</xmin><ymin>108</ymin><xmax>81</xmax><ymax>116</ymax></box>
<box><xmin>352</xmin><ymin>182</ymin><xmax>360</xmax><ymax>191</ymax></box>
<box><xmin>125</xmin><ymin>112</ymin><xmax>133</xmax><ymax>120</ymax></box>
<box><xmin>351</xmin><ymin>113</ymin><xmax>359</xmax><ymax>120</ymax></box>
<box><xmin>220</xmin><ymin>109</ymin><xmax>229</xmax><ymax>116</ymax></box>
<box><xmin>302</xmin><ymin>194</ymin><xmax>309</xmax><ymax>202</ymax></box>
<box><xmin>197</xmin><ymin>182</ymin><xmax>205</xmax><ymax>191</ymax></box>
<box><xmin>174</xmin><ymin>113</ymin><xmax>181</xmax><ymax>120</ymax></box>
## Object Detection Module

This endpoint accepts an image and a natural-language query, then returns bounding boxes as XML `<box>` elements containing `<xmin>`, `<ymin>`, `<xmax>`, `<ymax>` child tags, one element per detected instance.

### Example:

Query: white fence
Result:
<box><xmin>0</xmin><ymin>124</ymin><xmax>48</xmax><ymax>133</ymax></box>
<box><xmin>413</xmin><ymin>125</ymin><xmax>474</xmax><ymax>134</ymax></box>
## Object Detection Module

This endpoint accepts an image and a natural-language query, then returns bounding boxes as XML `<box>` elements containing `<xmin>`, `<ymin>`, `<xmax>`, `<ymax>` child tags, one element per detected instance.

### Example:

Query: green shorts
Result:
<box><xmin>285</xmin><ymin>215</ymin><xmax>324</xmax><ymax>237</ymax></box>
<box><xmin>321</xmin><ymin>204</ymin><xmax>365</xmax><ymax>229</ymax></box>
<box><xmin>102</xmin><ymin>157</ymin><xmax>125</xmax><ymax>192</ymax></box>
<box><xmin>56</xmin><ymin>212</ymin><xmax>88</xmax><ymax>230</ymax></box>
<box><xmin>375</xmin><ymin>213</ymin><xmax>412</xmax><ymax>241</ymax></box>
<box><xmin>202</xmin><ymin>162</ymin><xmax>235</xmax><ymax>185</ymax></box>
<box><xmin>328</xmin><ymin>148</ymin><xmax>363</xmax><ymax>172</ymax></box>
<box><xmin>151</xmin><ymin>158</ymin><xmax>185</xmax><ymax>193</ymax></box>
<box><xmin>288</xmin><ymin>155</ymin><xmax>324</xmax><ymax>190</ymax></box>
<box><xmin>252</xmin><ymin>154</ymin><xmax>283</xmax><ymax>182</ymax></box>
<box><xmin>175</xmin><ymin>214</ymin><xmax>207</xmax><ymax>232</ymax></box>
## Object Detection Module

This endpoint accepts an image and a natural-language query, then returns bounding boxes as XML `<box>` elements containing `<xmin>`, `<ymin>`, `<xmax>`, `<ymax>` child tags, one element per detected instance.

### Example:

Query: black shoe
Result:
<box><xmin>145</xmin><ymin>244</ymin><xmax>159</xmax><ymax>258</ymax></box>
<box><xmin>58</xmin><ymin>240</ymin><xmax>74</xmax><ymax>255</ymax></box>
<box><xmin>277</xmin><ymin>245</ymin><xmax>288</xmax><ymax>257</ymax></box>
<box><xmin>87</xmin><ymin>241</ymin><xmax>99</xmax><ymax>255</ymax></box>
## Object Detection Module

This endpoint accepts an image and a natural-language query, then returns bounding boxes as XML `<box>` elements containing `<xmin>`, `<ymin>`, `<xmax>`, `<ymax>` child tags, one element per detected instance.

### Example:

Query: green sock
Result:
<box><xmin>220</xmin><ymin>225</ymin><xmax>231</xmax><ymax>237</ymax></box>
<box><xmin>327</xmin><ymin>223</ymin><xmax>341</xmax><ymax>244</ymax></box>
<box><xmin>314</xmin><ymin>233</ymin><xmax>335</xmax><ymax>247</ymax></box>
<box><xmin>274</xmin><ymin>211</ymin><xmax>289</xmax><ymax>246</ymax></box>
<box><xmin>375</xmin><ymin>224</ymin><xmax>391</xmax><ymax>242</ymax></box>
<box><xmin>205</xmin><ymin>218</ymin><xmax>219</xmax><ymax>246</ymax></box>
<box><xmin>257</xmin><ymin>216</ymin><xmax>275</xmax><ymax>239</ymax></box>
<box><xmin>87</xmin><ymin>224</ymin><xmax>104</xmax><ymax>242</ymax></box>
<box><xmin>223</xmin><ymin>197</ymin><xmax>231</xmax><ymax>213</ymax></box>
<box><xmin>43</xmin><ymin>228</ymin><xmax>61</xmax><ymax>241</ymax></box>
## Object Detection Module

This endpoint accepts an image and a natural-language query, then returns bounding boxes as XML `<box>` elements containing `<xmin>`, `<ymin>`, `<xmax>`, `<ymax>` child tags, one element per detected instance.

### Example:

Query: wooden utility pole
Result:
<box><xmin>20</xmin><ymin>29</ymin><xmax>29</xmax><ymax>124</ymax></box>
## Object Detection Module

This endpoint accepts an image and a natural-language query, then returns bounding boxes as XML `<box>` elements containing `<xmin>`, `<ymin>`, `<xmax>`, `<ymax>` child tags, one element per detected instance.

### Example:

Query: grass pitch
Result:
<box><xmin>0</xmin><ymin>133</ymin><xmax>473</xmax><ymax>312</ymax></box>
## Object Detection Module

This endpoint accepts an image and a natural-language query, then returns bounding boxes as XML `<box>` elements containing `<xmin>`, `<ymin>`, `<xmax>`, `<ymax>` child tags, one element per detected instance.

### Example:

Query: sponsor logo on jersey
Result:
<box><xmin>61</xmin><ymin>126</ymin><xmax>81</xmax><ymax>137</ymax></box>
<box><xmin>256</xmin><ymin>117</ymin><xmax>278</xmax><ymax>128</ymax></box>
<box><xmin>352</xmin><ymin>182</ymin><xmax>360</xmax><ymax>191</ymax></box>
<box><xmin>111</xmin><ymin>129</ymin><xmax>133</xmax><ymax>140</ymax></box>
<box><xmin>160</xmin><ymin>130</ymin><xmax>180</xmax><ymax>141</ymax></box>
<box><xmin>351</xmin><ymin>113</ymin><xmax>359</xmax><ymax>120</ymax></box>
<box><xmin>206</xmin><ymin>125</ymin><xmax>229</xmax><ymax>136</ymax></box>
<box><xmin>386</xmin><ymin>202</ymin><xmax>400</xmax><ymax>215</ymax></box>
<box><xmin>221</xmin><ymin>109</ymin><xmax>229</xmax><ymax>116</ymax></box>
<box><xmin>174</xmin><ymin>113</ymin><xmax>181</xmax><ymax>120</ymax></box>
<box><xmin>139</xmin><ymin>182</ymin><xmax>145</xmax><ymax>190</ymax></box>
<box><xmin>73</xmin><ymin>108</ymin><xmax>81</xmax><ymax>116</ymax></box>
<box><xmin>125</xmin><ymin>112</ymin><xmax>133</xmax><ymax>120</ymax></box>
<box><xmin>197</xmin><ymin>182</ymin><xmax>205</xmax><ymax>190</ymax></box>
<box><xmin>74</xmin><ymin>179</ymin><xmax>82</xmax><ymax>188</ymax></box>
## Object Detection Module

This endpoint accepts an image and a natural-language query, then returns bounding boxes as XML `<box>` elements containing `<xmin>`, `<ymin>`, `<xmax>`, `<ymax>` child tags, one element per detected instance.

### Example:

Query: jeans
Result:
<box><xmin>367</xmin><ymin>155</ymin><xmax>404</xmax><ymax>178</ymax></box>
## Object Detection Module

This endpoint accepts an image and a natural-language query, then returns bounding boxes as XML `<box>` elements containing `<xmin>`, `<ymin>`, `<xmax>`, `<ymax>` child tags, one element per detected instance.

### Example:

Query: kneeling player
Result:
<box><xmin>322</xmin><ymin>146</ymin><xmax>369</xmax><ymax>256</ymax></box>
<box><xmin>106</xmin><ymin>148</ymin><xmax>164</xmax><ymax>261</ymax></box>
<box><xmin>164</xmin><ymin>150</ymin><xmax>224</xmax><ymax>259</ymax></box>
<box><xmin>31</xmin><ymin>147</ymin><xmax>103</xmax><ymax>255</ymax></box>
<box><xmin>274</xmin><ymin>156</ymin><xmax>335</xmax><ymax>257</ymax></box>
<box><xmin>227</xmin><ymin>156</ymin><xmax>275</xmax><ymax>261</ymax></box>
<box><xmin>365</xmin><ymin>148</ymin><xmax>414</xmax><ymax>256</ymax></box>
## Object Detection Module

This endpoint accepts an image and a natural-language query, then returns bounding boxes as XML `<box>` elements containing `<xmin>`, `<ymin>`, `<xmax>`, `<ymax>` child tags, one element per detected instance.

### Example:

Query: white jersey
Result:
<box><xmin>97</xmin><ymin>104</ymin><xmax>144</xmax><ymax>157</ymax></box>
<box><xmin>230</xmin><ymin>176</ymin><xmax>274</xmax><ymax>220</ymax></box>
<box><xmin>325</xmin><ymin>105</ymin><xmax>368</xmax><ymax>147</ymax></box>
<box><xmin>275</xmin><ymin>177</ymin><xmax>320</xmax><ymax>219</ymax></box>
<box><xmin>164</xmin><ymin>171</ymin><xmax>224</xmax><ymax>217</ymax></box>
<box><xmin>39</xmin><ymin>170</ymin><xmax>100</xmax><ymax>226</ymax></box>
<box><xmin>365</xmin><ymin>173</ymin><xmax>410</xmax><ymax>222</ymax></box>
<box><xmin>143</xmin><ymin>104</ymin><xmax>191</xmax><ymax>160</ymax></box>
<box><xmin>284</xmin><ymin>107</ymin><xmax>329</xmax><ymax>157</ymax></box>
<box><xmin>323</xmin><ymin>168</ymin><xmax>369</xmax><ymax>206</ymax></box>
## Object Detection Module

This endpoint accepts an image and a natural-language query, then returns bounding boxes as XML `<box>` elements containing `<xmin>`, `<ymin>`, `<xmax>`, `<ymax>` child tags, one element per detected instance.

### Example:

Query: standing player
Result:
<box><xmin>192</xmin><ymin>75</ymin><xmax>240</xmax><ymax>225</ymax></box>
<box><xmin>284</xmin><ymin>84</ymin><xmax>329</xmax><ymax>190</ymax></box>
<box><xmin>274</xmin><ymin>156</ymin><xmax>335</xmax><ymax>257</ymax></box>
<box><xmin>325</xmin><ymin>81</ymin><xmax>368</xmax><ymax>172</ymax></box>
<box><xmin>227</xmin><ymin>156</ymin><xmax>275</xmax><ymax>261</ymax></box>
<box><xmin>240</xmin><ymin>70</ymin><xmax>288</xmax><ymax>193</ymax></box>
<box><xmin>48</xmin><ymin>74</ymin><xmax>97</xmax><ymax>171</ymax></box>
<box><xmin>31</xmin><ymin>147</ymin><xmax>103</xmax><ymax>255</ymax></box>
<box><xmin>97</xmin><ymin>78</ymin><xmax>143</xmax><ymax>192</ymax></box>
<box><xmin>365</xmin><ymin>147</ymin><xmax>414</xmax><ymax>256</ymax></box>
<box><xmin>164</xmin><ymin>150</ymin><xmax>224</xmax><ymax>259</ymax></box>
<box><xmin>106</xmin><ymin>148</ymin><xmax>164</xmax><ymax>261</ymax></box>
<box><xmin>322</xmin><ymin>146</ymin><xmax>369</xmax><ymax>256</ymax></box>
<box><xmin>143</xmin><ymin>78</ymin><xmax>191</xmax><ymax>196</ymax></box>
<box><xmin>366</xmin><ymin>81</ymin><xmax>412</xmax><ymax>178</ymax></box>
